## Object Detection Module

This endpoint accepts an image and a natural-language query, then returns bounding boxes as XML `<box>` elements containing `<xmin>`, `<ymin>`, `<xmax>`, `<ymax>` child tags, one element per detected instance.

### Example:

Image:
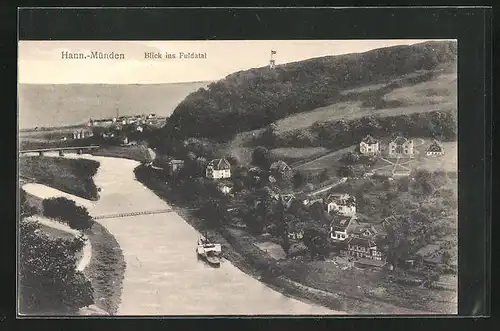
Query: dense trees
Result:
<box><xmin>196</xmin><ymin>197</ymin><xmax>229</xmax><ymax>230</ymax></box>
<box><xmin>164</xmin><ymin>41</ymin><xmax>456</xmax><ymax>140</ymax></box>
<box><xmin>251</xmin><ymin>146</ymin><xmax>273</xmax><ymax>169</ymax></box>
<box><xmin>19</xmin><ymin>219</ymin><xmax>93</xmax><ymax>314</ymax></box>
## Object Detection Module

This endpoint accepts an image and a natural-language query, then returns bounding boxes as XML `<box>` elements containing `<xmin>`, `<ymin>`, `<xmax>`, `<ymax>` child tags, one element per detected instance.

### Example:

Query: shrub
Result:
<box><xmin>19</xmin><ymin>219</ymin><xmax>93</xmax><ymax>314</ymax></box>
<box><xmin>43</xmin><ymin>197</ymin><xmax>94</xmax><ymax>231</ymax></box>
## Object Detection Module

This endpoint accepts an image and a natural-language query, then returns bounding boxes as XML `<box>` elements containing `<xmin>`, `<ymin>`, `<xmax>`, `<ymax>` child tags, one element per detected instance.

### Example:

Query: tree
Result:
<box><xmin>20</xmin><ymin>190</ymin><xmax>36</xmax><ymax>217</ymax></box>
<box><xmin>292</xmin><ymin>172</ymin><xmax>305</xmax><ymax>189</ymax></box>
<box><xmin>19</xmin><ymin>219</ymin><xmax>93</xmax><ymax>314</ymax></box>
<box><xmin>197</xmin><ymin>197</ymin><xmax>228</xmax><ymax>230</ymax></box>
<box><xmin>338</xmin><ymin>165</ymin><xmax>356</xmax><ymax>177</ymax></box>
<box><xmin>251</xmin><ymin>146</ymin><xmax>272</xmax><ymax>169</ymax></box>
<box><xmin>340</xmin><ymin>151</ymin><xmax>360</xmax><ymax>165</ymax></box>
<box><xmin>261</xmin><ymin>123</ymin><xmax>279</xmax><ymax>147</ymax></box>
<box><xmin>302</xmin><ymin>226</ymin><xmax>329</xmax><ymax>260</ymax></box>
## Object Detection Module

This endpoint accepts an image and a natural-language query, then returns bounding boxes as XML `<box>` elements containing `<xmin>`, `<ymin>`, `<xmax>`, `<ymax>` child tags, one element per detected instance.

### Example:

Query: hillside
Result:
<box><xmin>18</xmin><ymin>81</ymin><xmax>210</xmax><ymax>129</ymax></box>
<box><xmin>164</xmin><ymin>40</ymin><xmax>457</xmax><ymax>140</ymax></box>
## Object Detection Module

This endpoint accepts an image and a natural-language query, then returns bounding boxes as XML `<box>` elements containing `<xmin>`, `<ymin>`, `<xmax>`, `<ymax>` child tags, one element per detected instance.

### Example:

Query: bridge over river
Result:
<box><xmin>19</xmin><ymin>145</ymin><xmax>100</xmax><ymax>156</ymax></box>
<box><xmin>21</xmin><ymin>152</ymin><xmax>340</xmax><ymax>315</ymax></box>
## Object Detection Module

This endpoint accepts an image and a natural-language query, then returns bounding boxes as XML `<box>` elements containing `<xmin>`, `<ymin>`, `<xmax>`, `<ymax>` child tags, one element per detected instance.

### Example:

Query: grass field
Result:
<box><xmin>383</xmin><ymin>73</ymin><xmax>457</xmax><ymax>106</ymax></box>
<box><xmin>279</xmin><ymin>259</ymin><xmax>457</xmax><ymax>314</ymax></box>
<box><xmin>19</xmin><ymin>156</ymin><xmax>100</xmax><ymax>201</ymax></box>
<box><xmin>294</xmin><ymin>145</ymin><xmax>357</xmax><ymax>171</ymax></box>
<box><xmin>274</xmin><ymin>101</ymin><xmax>368</xmax><ymax>133</ymax></box>
<box><xmin>270</xmin><ymin>147</ymin><xmax>329</xmax><ymax>163</ymax></box>
<box><xmin>272</xmin><ymin>72</ymin><xmax>457</xmax><ymax>134</ymax></box>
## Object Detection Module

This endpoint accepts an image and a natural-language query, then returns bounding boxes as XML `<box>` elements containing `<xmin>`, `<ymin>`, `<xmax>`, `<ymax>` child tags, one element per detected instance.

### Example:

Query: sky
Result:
<box><xmin>18</xmin><ymin>40</ymin><xmax>452</xmax><ymax>84</ymax></box>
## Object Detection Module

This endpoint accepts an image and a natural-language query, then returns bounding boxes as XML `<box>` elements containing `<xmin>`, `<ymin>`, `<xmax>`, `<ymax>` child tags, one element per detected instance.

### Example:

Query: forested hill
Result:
<box><xmin>164</xmin><ymin>40</ymin><xmax>457</xmax><ymax>140</ymax></box>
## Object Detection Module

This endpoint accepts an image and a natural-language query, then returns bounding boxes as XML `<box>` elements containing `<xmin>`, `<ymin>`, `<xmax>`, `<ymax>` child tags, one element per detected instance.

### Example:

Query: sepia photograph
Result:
<box><xmin>18</xmin><ymin>39</ymin><xmax>458</xmax><ymax>316</ymax></box>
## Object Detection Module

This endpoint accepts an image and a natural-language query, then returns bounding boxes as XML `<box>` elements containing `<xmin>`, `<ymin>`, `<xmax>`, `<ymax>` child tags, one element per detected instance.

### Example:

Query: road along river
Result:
<box><xmin>21</xmin><ymin>152</ymin><xmax>341</xmax><ymax>315</ymax></box>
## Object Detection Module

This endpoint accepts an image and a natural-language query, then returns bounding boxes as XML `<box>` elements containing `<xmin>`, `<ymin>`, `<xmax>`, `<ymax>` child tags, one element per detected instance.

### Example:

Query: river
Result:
<box><xmin>22</xmin><ymin>152</ymin><xmax>340</xmax><ymax>315</ymax></box>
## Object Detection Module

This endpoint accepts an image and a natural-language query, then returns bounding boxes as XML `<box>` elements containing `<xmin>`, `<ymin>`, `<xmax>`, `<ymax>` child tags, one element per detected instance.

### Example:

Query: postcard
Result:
<box><xmin>18</xmin><ymin>39</ymin><xmax>458</xmax><ymax>316</ymax></box>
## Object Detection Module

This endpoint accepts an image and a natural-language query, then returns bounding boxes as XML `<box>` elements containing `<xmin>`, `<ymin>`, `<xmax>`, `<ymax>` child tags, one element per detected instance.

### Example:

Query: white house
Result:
<box><xmin>329</xmin><ymin>215</ymin><xmax>355</xmax><ymax>241</ymax></box>
<box><xmin>388</xmin><ymin>136</ymin><xmax>414</xmax><ymax>157</ymax></box>
<box><xmin>206</xmin><ymin>158</ymin><xmax>231</xmax><ymax>179</ymax></box>
<box><xmin>326</xmin><ymin>193</ymin><xmax>356</xmax><ymax>216</ymax></box>
<box><xmin>359</xmin><ymin>135</ymin><xmax>379</xmax><ymax>155</ymax></box>
<box><xmin>426</xmin><ymin>140</ymin><xmax>445</xmax><ymax>156</ymax></box>
<box><xmin>345</xmin><ymin>237</ymin><xmax>383</xmax><ymax>260</ymax></box>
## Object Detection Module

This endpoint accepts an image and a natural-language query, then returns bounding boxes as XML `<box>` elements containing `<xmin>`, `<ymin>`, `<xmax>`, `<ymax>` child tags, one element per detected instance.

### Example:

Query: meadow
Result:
<box><xmin>272</xmin><ymin>72</ymin><xmax>457</xmax><ymax>134</ymax></box>
<box><xmin>19</xmin><ymin>156</ymin><xmax>100</xmax><ymax>201</ymax></box>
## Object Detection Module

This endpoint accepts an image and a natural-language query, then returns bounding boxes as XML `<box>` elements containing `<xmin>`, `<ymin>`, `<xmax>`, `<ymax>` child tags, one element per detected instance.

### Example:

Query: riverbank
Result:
<box><xmin>19</xmin><ymin>156</ymin><xmax>100</xmax><ymax>201</ymax></box>
<box><xmin>83</xmin><ymin>222</ymin><xmax>126</xmax><ymax>315</ymax></box>
<box><xmin>134</xmin><ymin>164</ymin><xmax>458</xmax><ymax>314</ymax></box>
<box><xmin>134</xmin><ymin>164</ymin><xmax>347</xmax><ymax>313</ymax></box>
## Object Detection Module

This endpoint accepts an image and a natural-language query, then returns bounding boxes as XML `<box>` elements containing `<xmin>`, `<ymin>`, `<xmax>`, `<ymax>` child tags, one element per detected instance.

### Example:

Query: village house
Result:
<box><xmin>206</xmin><ymin>158</ymin><xmax>231</xmax><ymax>179</ymax></box>
<box><xmin>359</xmin><ymin>135</ymin><xmax>379</xmax><ymax>155</ymax></box>
<box><xmin>352</xmin><ymin>226</ymin><xmax>379</xmax><ymax>239</ymax></box>
<box><xmin>326</xmin><ymin>193</ymin><xmax>356</xmax><ymax>216</ymax></box>
<box><xmin>344</xmin><ymin>237</ymin><xmax>383</xmax><ymax>260</ymax></box>
<box><xmin>288</xmin><ymin>229</ymin><xmax>304</xmax><ymax>240</ymax></box>
<box><xmin>280</xmin><ymin>193</ymin><xmax>295</xmax><ymax>209</ymax></box>
<box><xmin>167</xmin><ymin>159</ymin><xmax>185</xmax><ymax>176</ymax></box>
<box><xmin>72</xmin><ymin>130</ymin><xmax>91</xmax><ymax>140</ymax></box>
<box><xmin>101</xmin><ymin>131</ymin><xmax>115</xmax><ymax>139</ymax></box>
<box><xmin>425</xmin><ymin>140</ymin><xmax>445</xmax><ymax>156</ymax></box>
<box><xmin>329</xmin><ymin>215</ymin><xmax>355</xmax><ymax>241</ymax></box>
<box><xmin>388</xmin><ymin>136</ymin><xmax>414</xmax><ymax>157</ymax></box>
<box><xmin>269</xmin><ymin>160</ymin><xmax>293</xmax><ymax>179</ymax></box>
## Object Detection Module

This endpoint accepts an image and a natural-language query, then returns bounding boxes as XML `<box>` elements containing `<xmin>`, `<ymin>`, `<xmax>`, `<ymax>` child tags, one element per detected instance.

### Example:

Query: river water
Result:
<box><xmin>22</xmin><ymin>152</ymin><xmax>340</xmax><ymax>315</ymax></box>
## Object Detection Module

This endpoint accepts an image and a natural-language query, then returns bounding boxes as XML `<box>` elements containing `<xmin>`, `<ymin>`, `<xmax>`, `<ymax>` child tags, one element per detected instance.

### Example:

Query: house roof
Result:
<box><xmin>270</xmin><ymin>160</ymin><xmax>292</xmax><ymax>173</ymax></box>
<box><xmin>169</xmin><ymin>159</ymin><xmax>184</xmax><ymax>164</ymax></box>
<box><xmin>352</xmin><ymin>226</ymin><xmax>378</xmax><ymax>237</ymax></box>
<box><xmin>361</xmin><ymin>135</ymin><xmax>378</xmax><ymax>145</ymax></box>
<box><xmin>347</xmin><ymin>236</ymin><xmax>376</xmax><ymax>248</ymax></box>
<box><xmin>426</xmin><ymin>140</ymin><xmax>444</xmax><ymax>152</ymax></box>
<box><xmin>281</xmin><ymin>194</ymin><xmax>295</xmax><ymax>206</ymax></box>
<box><xmin>391</xmin><ymin>136</ymin><xmax>412</xmax><ymax>146</ymax></box>
<box><xmin>330</xmin><ymin>215</ymin><xmax>354</xmax><ymax>231</ymax></box>
<box><xmin>207</xmin><ymin>158</ymin><xmax>231</xmax><ymax>170</ymax></box>
<box><xmin>326</xmin><ymin>193</ymin><xmax>355</xmax><ymax>205</ymax></box>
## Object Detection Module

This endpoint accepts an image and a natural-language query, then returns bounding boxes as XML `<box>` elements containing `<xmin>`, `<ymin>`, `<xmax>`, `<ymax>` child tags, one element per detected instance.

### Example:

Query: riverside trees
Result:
<box><xmin>19</xmin><ymin>218</ymin><xmax>93</xmax><ymax>314</ymax></box>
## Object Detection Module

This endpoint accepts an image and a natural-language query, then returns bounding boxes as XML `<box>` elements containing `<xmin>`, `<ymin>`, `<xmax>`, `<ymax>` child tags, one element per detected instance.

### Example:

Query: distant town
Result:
<box><xmin>60</xmin><ymin>113</ymin><xmax>165</xmax><ymax>145</ymax></box>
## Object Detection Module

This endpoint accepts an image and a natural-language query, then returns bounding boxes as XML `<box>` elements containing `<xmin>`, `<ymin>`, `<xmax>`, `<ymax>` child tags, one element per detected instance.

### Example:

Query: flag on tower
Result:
<box><xmin>271</xmin><ymin>50</ymin><xmax>277</xmax><ymax>54</ymax></box>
